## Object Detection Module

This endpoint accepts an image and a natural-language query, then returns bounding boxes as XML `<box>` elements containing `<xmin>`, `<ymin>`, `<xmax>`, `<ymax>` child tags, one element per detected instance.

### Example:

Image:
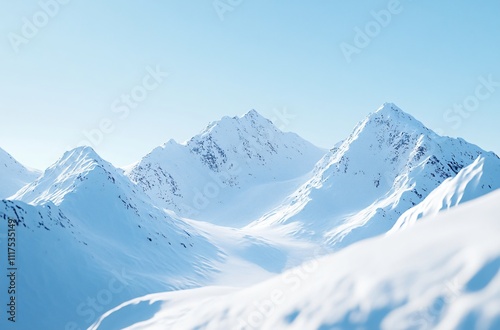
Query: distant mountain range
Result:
<box><xmin>1</xmin><ymin>103</ymin><xmax>499</xmax><ymax>330</ymax></box>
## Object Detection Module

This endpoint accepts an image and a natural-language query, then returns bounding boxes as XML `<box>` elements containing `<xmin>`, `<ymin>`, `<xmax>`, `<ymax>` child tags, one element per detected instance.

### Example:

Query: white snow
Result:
<box><xmin>0</xmin><ymin>147</ymin><xmax>40</xmax><ymax>199</ymax></box>
<box><xmin>250</xmin><ymin>103</ymin><xmax>500</xmax><ymax>250</ymax></box>
<box><xmin>124</xmin><ymin>110</ymin><xmax>326</xmax><ymax>227</ymax></box>
<box><xmin>91</xmin><ymin>189</ymin><xmax>500</xmax><ymax>330</ymax></box>
<box><xmin>0</xmin><ymin>104</ymin><xmax>499</xmax><ymax>330</ymax></box>
<box><xmin>389</xmin><ymin>155</ymin><xmax>500</xmax><ymax>233</ymax></box>
<box><xmin>1</xmin><ymin>146</ymin><xmax>322</xmax><ymax>330</ymax></box>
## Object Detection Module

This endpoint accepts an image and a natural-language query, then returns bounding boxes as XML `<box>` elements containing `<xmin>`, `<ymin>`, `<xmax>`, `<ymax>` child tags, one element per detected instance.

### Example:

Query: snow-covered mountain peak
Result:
<box><xmin>55</xmin><ymin>146</ymin><xmax>105</xmax><ymax>170</ymax></box>
<box><xmin>243</xmin><ymin>108</ymin><xmax>261</xmax><ymax>117</ymax></box>
<box><xmin>44</xmin><ymin>146</ymin><xmax>116</xmax><ymax>184</ymax></box>
<box><xmin>194</xmin><ymin>109</ymin><xmax>274</xmax><ymax>144</ymax></box>
<box><xmin>62</xmin><ymin>145</ymin><xmax>100</xmax><ymax>160</ymax></box>
<box><xmin>373</xmin><ymin>102</ymin><xmax>418</xmax><ymax>126</ymax></box>
<box><xmin>373</xmin><ymin>102</ymin><xmax>418</xmax><ymax>121</ymax></box>
<box><xmin>13</xmin><ymin>146</ymin><xmax>130</xmax><ymax>206</ymax></box>
<box><xmin>163</xmin><ymin>138</ymin><xmax>179</xmax><ymax>147</ymax></box>
<box><xmin>252</xmin><ymin>103</ymin><xmax>497</xmax><ymax>249</ymax></box>
<box><xmin>242</xmin><ymin>108</ymin><xmax>273</xmax><ymax>123</ymax></box>
<box><xmin>351</xmin><ymin>102</ymin><xmax>434</xmax><ymax>143</ymax></box>
<box><xmin>126</xmin><ymin>110</ymin><xmax>326</xmax><ymax>225</ymax></box>
<box><xmin>138</xmin><ymin>108</ymin><xmax>325</xmax><ymax>174</ymax></box>
<box><xmin>317</xmin><ymin>103</ymin><xmax>439</xmax><ymax>178</ymax></box>
<box><xmin>375</xmin><ymin>101</ymin><xmax>403</xmax><ymax>114</ymax></box>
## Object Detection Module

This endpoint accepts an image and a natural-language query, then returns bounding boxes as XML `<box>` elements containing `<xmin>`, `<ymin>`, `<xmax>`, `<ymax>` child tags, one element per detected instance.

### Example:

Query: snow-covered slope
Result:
<box><xmin>0</xmin><ymin>147</ymin><xmax>40</xmax><ymax>198</ymax></box>
<box><xmin>2</xmin><ymin>147</ymin><xmax>221</xmax><ymax>330</ymax></box>
<box><xmin>92</xmin><ymin>189</ymin><xmax>500</xmax><ymax>330</ymax></box>
<box><xmin>3</xmin><ymin>104</ymin><xmax>500</xmax><ymax>330</ymax></box>
<box><xmin>251</xmin><ymin>103</ymin><xmax>500</xmax><ymax>249</ymax></box>
<box><xmin>125</xmin><ymin>110</ymin><xmax>326</xmax><ymax>227</ymax></box>
<box><xmin>2</xmin><ymin>146</ymin><xmax>321</xmax><ymax>330</ymax></box>
<box><xmin>389</xmin><ymin>155</ymin><xmax>500</xmax><ymax>233</ymax></box>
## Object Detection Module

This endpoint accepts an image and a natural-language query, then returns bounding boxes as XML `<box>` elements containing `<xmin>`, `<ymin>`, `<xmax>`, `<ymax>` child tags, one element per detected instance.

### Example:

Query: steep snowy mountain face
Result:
<box><xmin>125</xmin><ymin>110</ymin><xmax>326</xmax><ymax>227</ymax></box>
<box><xmin>2</xmin><ymin>105</ymin><xmax>499</xmax><ymax>330</ymax></box>
<box><xmin>91</xmin><ymin>189</ymin><xmax>500</xmax><ymax>330</ymax></box>
<box><xmin>3</xmin><ymin>146</ymin><xmax>319</xmax><ymax>330</ymax></box>
<box><xmin>389</xmin><ymin>155</ymin><xmax>500</xmax><ymax>233</ymax></box>
<box><xmin>0</xmin><ymin>147</ymin><xmax>40</xmax><ymax>198</ymax></box>
<box><xmin>251</xmin><ymin>103</ymin><xmax>500</xmax><ymax>249</ymax></box>
<box><xmin>4</xmin><ymin>147</ymin><xmax>222</xmax><ymax>330</ymax></box>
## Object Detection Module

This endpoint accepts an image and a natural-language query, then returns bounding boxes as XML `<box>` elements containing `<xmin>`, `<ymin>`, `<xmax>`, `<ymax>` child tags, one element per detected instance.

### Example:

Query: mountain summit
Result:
<box><xmin>13</xmin><ymin>146</ymin><xmax>130</xmax><ymax>205</ymax></box>
<box><xmin>251</xmin><ymin>103</ymin><xmax>500</xmax><ymax>249</ymax></box>
<box><xmin>4</xmin><ymin>146</ymin><xmax>222</xmax><ymax>330</ymax></box>
<box><xmin>125</xmin><ymin>109</ymin><xmax>326</xmax><ymax>226</ymax></box>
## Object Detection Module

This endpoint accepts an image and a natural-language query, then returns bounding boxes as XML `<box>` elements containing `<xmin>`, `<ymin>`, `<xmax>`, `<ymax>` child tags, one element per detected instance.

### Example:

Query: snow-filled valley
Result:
<box><xmin>91</xmin><ymin>189</ymin><xmax>500</xmax><ymax>330</ymax></box>
<box><xmin>0</xmin><ymin>103</ymin><xmax>499</xmax><ymax>330</ymax></box>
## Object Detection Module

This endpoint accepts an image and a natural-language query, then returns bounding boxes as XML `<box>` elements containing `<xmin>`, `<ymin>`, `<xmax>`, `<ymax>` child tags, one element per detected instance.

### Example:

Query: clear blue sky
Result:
<box><xmin>1</xmin><ymin>0</ymin><xmax>499</xmax><ymax>170</ymax></box>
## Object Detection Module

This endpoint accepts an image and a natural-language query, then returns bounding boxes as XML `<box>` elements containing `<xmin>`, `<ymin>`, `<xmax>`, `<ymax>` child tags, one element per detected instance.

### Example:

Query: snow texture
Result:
<box><xmin>0</xmin><ymin>103</ymin><xmax>499</xmax><ymax>330</ymax></box>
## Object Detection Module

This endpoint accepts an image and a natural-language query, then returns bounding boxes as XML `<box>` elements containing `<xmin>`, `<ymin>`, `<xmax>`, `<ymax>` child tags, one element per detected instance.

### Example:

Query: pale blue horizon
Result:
<box><xmin>1</xmin><ymin>0</ymin><xmax>499</xmax><ymax>170</ymax></box>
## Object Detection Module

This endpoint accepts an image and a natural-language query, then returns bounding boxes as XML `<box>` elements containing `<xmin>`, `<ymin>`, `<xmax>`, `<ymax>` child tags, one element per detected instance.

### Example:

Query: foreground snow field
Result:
<box><xmin>92</xmin><ymin>189</ymin><xmax>500</xmax><ymax>330</ymax></box>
